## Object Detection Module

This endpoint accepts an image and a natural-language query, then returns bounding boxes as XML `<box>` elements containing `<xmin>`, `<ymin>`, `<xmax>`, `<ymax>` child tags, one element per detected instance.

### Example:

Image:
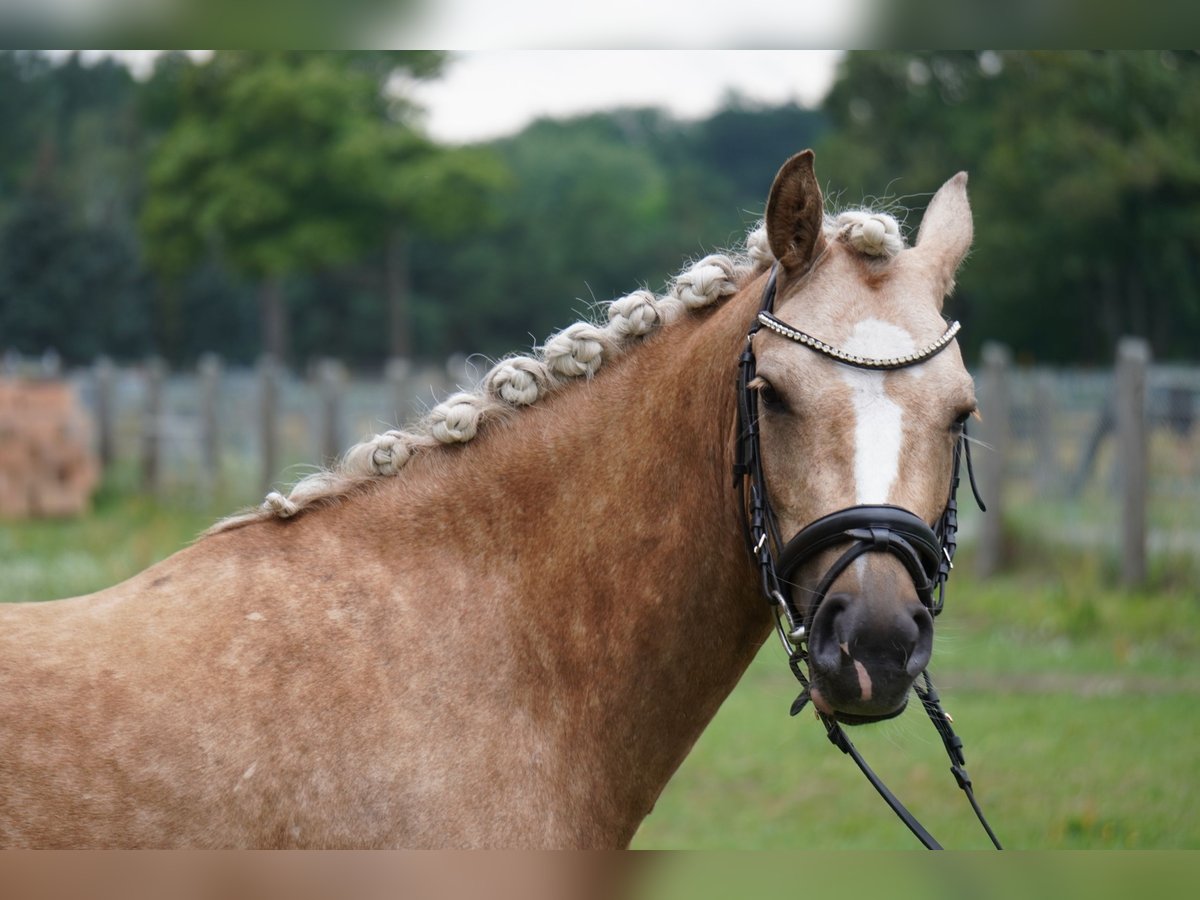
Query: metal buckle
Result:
<box><xmin>770</xmin><ymin>589</ymin><xmax>807</xmax><ymax>652</ymax></box>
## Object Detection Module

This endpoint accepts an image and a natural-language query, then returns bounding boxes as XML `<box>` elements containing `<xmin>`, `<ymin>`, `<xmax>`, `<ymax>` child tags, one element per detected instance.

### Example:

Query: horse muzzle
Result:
<box><xmin>804</xmin><ymin>588</ymin><xmax>934</xmax><ymax>723</ymax></box>
<box><xmin>776</xmin><ymin>505</ymin><xmax>942</xmax><ymax>724</ymax></box>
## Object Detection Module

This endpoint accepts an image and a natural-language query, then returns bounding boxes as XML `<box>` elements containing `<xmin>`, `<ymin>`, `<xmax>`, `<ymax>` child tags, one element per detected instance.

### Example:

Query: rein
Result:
<box><xmin>733</xmin><ymin>266</ymin><xmax>1002</xmax><ymax>850</ymax></box>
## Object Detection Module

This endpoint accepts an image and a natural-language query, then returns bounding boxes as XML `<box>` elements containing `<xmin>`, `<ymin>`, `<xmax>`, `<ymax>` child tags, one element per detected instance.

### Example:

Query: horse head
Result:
<box><xmin>748</xmin><ymin>151</ymin><xmax>976</xmax><ymax>725</ymax></box>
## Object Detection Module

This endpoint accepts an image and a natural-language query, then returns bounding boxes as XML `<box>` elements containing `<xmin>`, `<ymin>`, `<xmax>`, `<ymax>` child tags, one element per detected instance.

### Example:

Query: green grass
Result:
<box><xmin>0</xmin><ymin>475</ymin><xmax>232</xmax><ymax>602</ymax></box>
<box><xmin>633</xmin><ymin>553</ymin><xmax>1200</xmax><ymax>849</ymax></box>
<box><xmin>2</xmin><ymin>489</ymin><xmax>1198</xmax><ymax>848</ymax></box>
<box><xmin>632</xmin><ymin>641</ymin><xmax>1199</xmax><ymax>849</ymax></box>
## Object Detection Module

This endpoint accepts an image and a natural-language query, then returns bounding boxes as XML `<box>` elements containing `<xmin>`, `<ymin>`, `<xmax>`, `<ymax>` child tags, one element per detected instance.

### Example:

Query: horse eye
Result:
<box><xmin>757</xmin><ymin>381</ymin><xmax>787</xmax><ymax>412</ymax></box>
<box><xmin>950</xmin><ymin>409</ymin><xmax>974</xmax><ymax>433</ymax></box>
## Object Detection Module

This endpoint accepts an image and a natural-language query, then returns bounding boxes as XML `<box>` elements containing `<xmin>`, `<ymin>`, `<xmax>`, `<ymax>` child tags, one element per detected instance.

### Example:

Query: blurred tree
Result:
<box><xmin>0</xmin><ymin>177</ymin><xmax>151</xmax><ymax>362</ymax></box>
<box><xmin>819</xmin><ymin>50</ymin><xmax>1200</xmax><ymax>363</ymax></box>
<box><xmin>690</xmin><ymin>96</ymin><xmax>829</xmax><ymax>216</ymax></box>
<box><xmin>10</xmin><ymin>51</ymin><xmax>1200</xmax><ymax>369</ymax></box>
<box><xmin>140</xmin><ymin>51</ymin><xmax>462</xmax><ymax>363</ymax></box>
<box><xmin>411</xmin><ymin>105</ymin><xmax>828</xmax><ymax>360</ymax></box>
<box><xmin>0</xmin><ymin>52</ymin><xmax>55</xmax><ymax>207</ymax></box>
<box><xmin>0</xmin><ymin>53</ymin><xmax>154</xmax><ymax>363</ymax></box>
<box><xmin>413</xmin><ymin>114</ymin><xmax>673</xmax><ymax>358</ymax></box>
<box><xmin>373</xmin><ymin>144</ymin><xmax>508</xmax><ymax>359</ymax></box>
<box><xmin>974</xmin><ymin>51</ymin><xmax>1200</xmax><ymax>361</ymax></box>
<box><xmin>4</xmin><ymin>53</ymin><xmax>144</xmax><ymax>233</ymax></box>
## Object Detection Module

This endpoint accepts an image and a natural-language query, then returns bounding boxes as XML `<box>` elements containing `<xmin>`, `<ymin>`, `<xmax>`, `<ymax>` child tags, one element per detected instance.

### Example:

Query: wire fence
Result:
<box><xmin>37</xmin><ymin>355</ymin><xmax>469</xmax><ymax>505</ymax></box>
<box><xmin>969</xmin><ymin>340</ymin><xmax>1195</xmax><ymax>580</ymax></box>
<box><xmin>5</xmin><ymin>343</ymin><xmax>1198</xmax><ymax>573</ymax></box>
<box><xmin>967</xmin><ymin>351</ymin><xmax>1200</xmax><ymax>561</ymax></box>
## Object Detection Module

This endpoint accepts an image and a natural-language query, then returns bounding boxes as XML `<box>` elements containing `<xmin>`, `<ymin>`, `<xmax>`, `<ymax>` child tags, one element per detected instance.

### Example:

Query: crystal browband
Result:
<box><xmin>757</xmin><ymin>313</ymin><xmax>962</xmax><ymax>371</ymax></box>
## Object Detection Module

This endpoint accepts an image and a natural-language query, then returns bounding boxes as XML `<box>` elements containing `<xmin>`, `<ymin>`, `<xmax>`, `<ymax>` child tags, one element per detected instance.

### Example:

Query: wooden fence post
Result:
<box><xmin>317</xmin><ymin>358</ymin><xmax>345</xmax><ymax>464</ymax></box>
<box><xmin>976</xmin><ymin>342</ymin><xmax>1011</xmax><ymax>577</ymax></box>
<box><xmin>259</xmin><ymin>357</ymin><xmax>280</xmax><ymax>495</ymax></box>
<box><xmin>140</xmin><ymin>357</ymin><xmax>165</xmax><ymax>494</ymax></box>
<box><xmin>1116</xmin><ymin>337</ymin><xmax>1150</xmax><ymax>586</ymax></box>
<box><xmin>40</xmin><ymin>349</ymin><xmax>62</xmax><ymax>378</ymax></box>
<box><xmin>1033</xmin><ymin>371</ymin><xmax>1057</xmax><ymax>492</ymax></box>
<box><xmin>198</xmin><ymin>353</ymin><xmax>222</xmax><ymax>490</ymax></box>
<box><xmin>386</xmin><ymin>357</ymin><xmax>411</xmax><ymax>428</ymax></box>
<box><xmin>93</xmin><ymin>357</ymin><xmax>116</xmax><ymax>470</ymax></box>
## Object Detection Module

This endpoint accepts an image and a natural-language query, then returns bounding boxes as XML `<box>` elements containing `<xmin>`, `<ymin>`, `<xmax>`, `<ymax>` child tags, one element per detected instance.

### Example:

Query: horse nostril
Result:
<box><xmin>905</xmin><ymin>607</ymin><xmax>934</xmax><ymax>677</ymax></box>
<box><xmin>811</xmin><ymin>593</ymin><xmax>933</xmax><ymax>679</ymax></box>
<box><xmin>808</xmin><ymin>593</ymin><xmax>850</xmax><ymax>675</ymax></box>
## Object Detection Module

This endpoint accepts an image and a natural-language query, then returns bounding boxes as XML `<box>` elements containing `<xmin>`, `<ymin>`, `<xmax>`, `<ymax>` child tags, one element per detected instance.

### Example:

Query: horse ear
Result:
<box><xmin>916</xmin><ymin>172</ymin><xmax>973</xmax><ymax>298</ymax></box>
<box><xmin>766</xmin><ymin>150</ymin><xmax>826</xmax><ymax>276</ymax></box>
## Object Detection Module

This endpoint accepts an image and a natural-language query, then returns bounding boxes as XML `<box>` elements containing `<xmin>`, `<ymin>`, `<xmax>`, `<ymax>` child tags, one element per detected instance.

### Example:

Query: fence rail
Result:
<box><xmin>967</xmin><ymin>339</ymin><xmax>1200</xmax><ymax>578</ymax></box>
<box><xmin>5</xmin><ymin>342</ymin><xmax>1199</xmax><ymax>583</ymax></box>
<box><xmin>42</xmin><ymin>355</ymin><xmax>468</xmax><ymax>505</ymax></box>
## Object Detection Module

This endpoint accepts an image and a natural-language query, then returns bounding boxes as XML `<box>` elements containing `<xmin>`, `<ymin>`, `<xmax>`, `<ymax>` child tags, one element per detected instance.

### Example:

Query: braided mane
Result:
<box><xmin>208</xmin><ymin>209</ymin><xmax>903</xmax><ymax>534</ymax></box>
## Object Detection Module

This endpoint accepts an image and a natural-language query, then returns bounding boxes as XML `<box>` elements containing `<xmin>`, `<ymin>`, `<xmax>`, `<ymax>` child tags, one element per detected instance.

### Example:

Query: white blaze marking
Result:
<box><xmin>839</xmin><ymin>319</ymin><xmax>919</xmax><ymax>505</ymax></box>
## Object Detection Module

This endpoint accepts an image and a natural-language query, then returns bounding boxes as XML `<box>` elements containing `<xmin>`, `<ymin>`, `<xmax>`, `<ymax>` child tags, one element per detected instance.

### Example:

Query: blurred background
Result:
<box><xmin>1</xmin><ymin>50</ymin><xmax>1198</xmax><ymax>850</ymax></box>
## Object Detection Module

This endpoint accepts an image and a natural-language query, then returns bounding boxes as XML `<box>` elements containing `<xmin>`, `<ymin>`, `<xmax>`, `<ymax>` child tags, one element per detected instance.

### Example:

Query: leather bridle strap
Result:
<box><xmin>776</xmin><ymin>505</ymin><xmax>942</xmax><ymax>614</ymax></box>
<box><xmin>914</xmin><ymin>672</ymin><xmax>1005</xmax><ymax>849</ymax></box>
<box><xmin>821</xmin><ymin>711</ymin><xmax>946</xmax><ymax>849</ymax></box>
<box><xmin>815</xmin><ymin>672</ymin><xmax>1003</xmax><ymax>850</ymax></box>
<box><xmin>736</xmin><ymin>263</ymin><xmax>1002</xmax><ymax>850</ymax></box>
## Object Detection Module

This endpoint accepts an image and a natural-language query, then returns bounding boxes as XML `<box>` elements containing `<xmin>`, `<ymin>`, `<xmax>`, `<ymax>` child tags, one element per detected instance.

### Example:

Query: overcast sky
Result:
<box><xmin>411</xmin><ymin>51</ymin><xmax>843</xmax><ymax>143</ymax></box>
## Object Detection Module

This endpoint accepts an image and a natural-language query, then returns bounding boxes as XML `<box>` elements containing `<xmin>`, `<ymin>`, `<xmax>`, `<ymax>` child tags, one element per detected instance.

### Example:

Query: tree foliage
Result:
<box><xmin>136</xmin><ymin>51</ymin><xmax>513</xmax><ymax>363</ymax></box>
<box><xmin>0</xmin><ymin>181</ymin><xmax>151</xmax><ymax>360</ymax></box>
<box><xmin>819</xmin><ymin>50</ymin><xmax>1200</xmax><ymax>363</ymax></box>
<box><xmin>411</xmin><ymin>104</ymin><xmax>827</xmax><ymax>359</ymax></box>
<box><xmin>142</xmin><ymin>53</ymin><xmax>428</xmax><ymax>279</ymax></box>
<box><xmin>3</xmin><ymin>51</ymin><xmax>1199</xmax><ymax>368</ymax></box>
<box><xmin>0</xmin><ymin>53</ymin><xmax>153</xmax><ymax>362</ymax></box>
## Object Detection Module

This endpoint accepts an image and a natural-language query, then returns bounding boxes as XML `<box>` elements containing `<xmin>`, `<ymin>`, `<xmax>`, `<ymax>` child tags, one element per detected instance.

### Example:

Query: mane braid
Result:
<box><xmin>207</xmin><ymin>209</ymin><xmax>905</xmax><ymax>535</ymax></box>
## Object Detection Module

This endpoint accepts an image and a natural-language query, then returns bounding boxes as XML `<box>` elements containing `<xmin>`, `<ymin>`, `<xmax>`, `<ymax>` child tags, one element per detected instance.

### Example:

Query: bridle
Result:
<box><xmin>733</xmin><ymin>265</ymin><xmax>1002</xmax><ymax>850</ymax></box>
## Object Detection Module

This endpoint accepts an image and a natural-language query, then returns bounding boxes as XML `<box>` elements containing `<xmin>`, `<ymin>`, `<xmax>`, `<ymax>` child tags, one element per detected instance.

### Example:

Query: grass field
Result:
<box><xmin>2</xmin><ymin>484</ymin><xmax>1197</xmax><ymax>849</ymax></box>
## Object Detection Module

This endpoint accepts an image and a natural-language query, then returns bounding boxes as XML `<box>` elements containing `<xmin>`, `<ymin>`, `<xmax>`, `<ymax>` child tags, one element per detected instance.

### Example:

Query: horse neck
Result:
<box><xmin>360</xmin><ymin>277</ymin><xmax>772</xmax><ymax>842</ymax></box>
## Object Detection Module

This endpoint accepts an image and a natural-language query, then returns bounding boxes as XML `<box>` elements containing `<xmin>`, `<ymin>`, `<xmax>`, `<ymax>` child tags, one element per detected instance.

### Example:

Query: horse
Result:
<box><xmin>0</xmin><ymin>150</ymin><xmax>976</xmax><ymax>848</ymax></box>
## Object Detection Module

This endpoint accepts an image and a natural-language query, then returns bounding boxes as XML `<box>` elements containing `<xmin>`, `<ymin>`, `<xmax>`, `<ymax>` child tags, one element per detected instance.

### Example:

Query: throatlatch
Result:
<box><xmin>733</xmin><ymin>266</ymin><xmax>1001</xmax><ymax>850</ymax></box>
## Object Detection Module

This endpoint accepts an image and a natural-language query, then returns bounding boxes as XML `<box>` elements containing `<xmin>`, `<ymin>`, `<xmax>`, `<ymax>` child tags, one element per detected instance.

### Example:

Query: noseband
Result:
<box><xmin>733</xmin><ymin>265</ymin><xmax>1001</xmax><ymax>850</ymax></box>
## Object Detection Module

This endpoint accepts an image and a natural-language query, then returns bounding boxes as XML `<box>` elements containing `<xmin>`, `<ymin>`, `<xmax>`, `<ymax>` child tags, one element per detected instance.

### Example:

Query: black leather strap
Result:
<box><xmin>777</xmin><ymin>504</ymin><xmax>942</xmax><ymax>587</ymax></box>
<box><xmin>821</xmin><ymin>673</ymin><xmax>1004</xmax><ymax>850</ymax></box>
<box><xmin>820</xmin><ymin>713</ymin><xmax>946</xmax><ymax>849</ymax></box>
<box><xmin>733</xmin><ymin>263</ymin><xmax>1001</xmax><ymax>851</ymax></box>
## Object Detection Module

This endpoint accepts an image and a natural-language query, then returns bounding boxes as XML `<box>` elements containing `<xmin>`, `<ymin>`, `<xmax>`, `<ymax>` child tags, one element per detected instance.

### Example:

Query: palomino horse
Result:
<box><xmin>0</xmin><ymin>151</ymin><xmax>976</xmax><ymax>848</ymax></box>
